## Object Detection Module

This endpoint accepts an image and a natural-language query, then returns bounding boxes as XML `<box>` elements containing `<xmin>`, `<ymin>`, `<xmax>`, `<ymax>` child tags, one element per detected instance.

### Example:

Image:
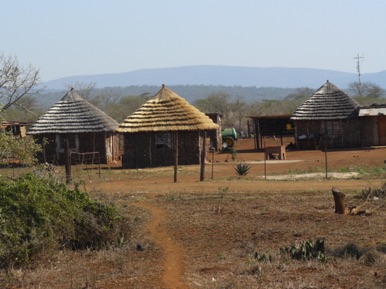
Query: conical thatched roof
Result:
<box><xmin>27</xmin><ymin>89</ymin><xmax>118</xmax><ymax>134</ymax></box>
<box><xmin>291</xmin><ymin>80</ymin><xmax>360</xmax><ymax>120</ymax></box>
<box><xmin>116</xmin><ymin>85</ymin><xmax>219</xmax><ymax>133</ymax></box>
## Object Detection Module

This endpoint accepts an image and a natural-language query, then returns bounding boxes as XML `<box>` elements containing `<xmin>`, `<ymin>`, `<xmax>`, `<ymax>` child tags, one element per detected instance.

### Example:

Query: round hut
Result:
<box><xmin>116</xmin><ymin>85</ymin><xmax>219</xmax><ymax>169</ymax></box>
<box><xmin>291</xmin><ymin>80</ymin><xmax>361</xmax><ymax>149</ymax></box>
<box><xmin>27</xmin><ymin>88</ymin><xmax>119</xmax><ymax>164</ymax></box>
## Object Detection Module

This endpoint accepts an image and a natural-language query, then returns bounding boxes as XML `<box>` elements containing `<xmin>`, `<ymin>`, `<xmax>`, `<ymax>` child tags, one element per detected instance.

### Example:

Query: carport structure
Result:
<box><xmin>248</xmin><ymin>115</ymin><xmax>295</xmax><ymax>150</ymax></box>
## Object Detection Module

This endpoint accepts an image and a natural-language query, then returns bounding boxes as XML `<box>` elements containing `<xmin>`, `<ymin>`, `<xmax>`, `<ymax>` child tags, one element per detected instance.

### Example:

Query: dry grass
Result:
<box><xmin>1</xmin><ymin>140</ymin><xmax>386</xmax><ymax>288</ymax></box>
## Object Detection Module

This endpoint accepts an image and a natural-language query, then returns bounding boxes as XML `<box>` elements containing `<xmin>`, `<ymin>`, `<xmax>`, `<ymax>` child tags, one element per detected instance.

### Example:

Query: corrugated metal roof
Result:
<box><xmin>116</xmin><ymin>85</ymin><xmax>219</xmax><ymax>133</ymax></box>
<box><xmin>291</xmin><ymin>80</ymin><xmax>360</xmax><ymax>120</ymax></box>
<box><xmin>359</xmin><ymin>107</ymin><xmax>386</xmax><ymax>116</ymax></box>
<box><xmin>27</xmin><ymin>89</ymin><xmax>118</xmax><ymax>134</ymax></box>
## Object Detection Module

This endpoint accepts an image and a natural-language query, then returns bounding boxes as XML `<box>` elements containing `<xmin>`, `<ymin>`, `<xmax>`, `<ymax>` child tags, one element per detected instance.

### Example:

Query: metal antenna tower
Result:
<box><xmin>353</xmin><ymin>54</ymin><xmax>364</xmax><ymax>83</ymax></box>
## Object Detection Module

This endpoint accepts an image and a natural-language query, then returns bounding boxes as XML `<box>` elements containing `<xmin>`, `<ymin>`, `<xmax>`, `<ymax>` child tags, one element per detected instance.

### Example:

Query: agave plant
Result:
<box><xmin>234</xmin><ymin>162</ymin><xmax>251</xmax><ymax>176</ymax></box>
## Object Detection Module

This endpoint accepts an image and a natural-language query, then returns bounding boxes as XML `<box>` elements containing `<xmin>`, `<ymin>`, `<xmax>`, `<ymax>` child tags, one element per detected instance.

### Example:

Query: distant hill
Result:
<box><xmin>43</xmin><ymin>65</ymin><xmax>386</xmax><ymax>90</ymax></box>
<box><xmin>38</xmin><ymin>85</ymin><xmax>298</xmax><ymax>109</ymax></box>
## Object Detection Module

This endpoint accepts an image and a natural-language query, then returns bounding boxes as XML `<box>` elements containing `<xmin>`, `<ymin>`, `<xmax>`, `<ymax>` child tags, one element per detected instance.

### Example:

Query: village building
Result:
<box><xmin>291</xmin><ymin>80</ymin><xmax>362</xmax><ymax>150</ymax></box>
<box><xmin>248</xmin><ymin>115</ymin><xmax>295</xmax><ymax>150</ymax></box>
<box><xmin>0</xmin><ymin>121</ymin><xmax>32</xmax><ymax>137</ymax></box>
<box><xmin>116</xmin><ymin>85</ymin><xmax>219</xmax><ymax>169</ymax></box>
<box><xmin>205</xmin><ymin>112</ymin><xmax>223</xmax><ymax>151</ymax></box>
<box><xmin>27</xmin><ymin>88</ymin><xmax>119</xmax><ymax>164</ymax></box>
<box><xmin>358</xmin><ymin>104</ymin><xmax>386</xmax><ymax>146</ymax></box>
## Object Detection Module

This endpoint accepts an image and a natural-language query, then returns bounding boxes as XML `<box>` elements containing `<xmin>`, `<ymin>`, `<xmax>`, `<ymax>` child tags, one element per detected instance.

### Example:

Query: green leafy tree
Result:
<box><xmin>0</xmin><ymin>132</ymin><xmax>41</xmax><ymax>166</ymax></box>
<box><xmin>105</xmin><ymin>93</ymin><xmax>151</xmax><ymax>122</ymax></box>
<box><xmin>230</xmin><ymin>97</ymin><xmax>247</xmax><ymax>133</ymax></box>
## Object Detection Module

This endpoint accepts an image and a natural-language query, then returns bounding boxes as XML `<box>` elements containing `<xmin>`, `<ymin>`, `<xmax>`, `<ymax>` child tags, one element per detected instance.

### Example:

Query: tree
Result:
<box><xmin>283</xmin><ymin>87</ymin><xmax>314</xmax><ymax>114</ymax></box>
<box><xmin>65</xmin><ymin>81</ymin><xmax>96</xmax><ymax>100</ymax></box>
<box><xmin>2</xmin><ymin>95</ymin><xmax>43</xmax><ymax>122</ymax></box>
<box><xmin>0</xmin><ymin>132</ymin><xmax>41</xmax><ymax>166</ymax></box>
<box><xmin>194</xmin><ymin>92</ymin><xmax>230</xmax><ymax>115</ymax></box>
<box><xmin>348</xmin><ymin>81</ymin><xmax>384</xmax><ymax>98</ymax></box>
<box><xmin>105</xmin><ymin>93</ymin><xmax>151</xmax><ymax>122</ymax></box>
<box><xmin>230</xmin><ymin>97</ymin><xmax>247</xmax><ymax>133</ymax></box>
<box><xmin>284</xmin><ymin>87</ymin><xmax>314</xmax><ymax>101</ymax></box>
<box><xmin>0</xmin><ymin>53</ymin><xmax>41</xmax><ymax>112</ymax></box>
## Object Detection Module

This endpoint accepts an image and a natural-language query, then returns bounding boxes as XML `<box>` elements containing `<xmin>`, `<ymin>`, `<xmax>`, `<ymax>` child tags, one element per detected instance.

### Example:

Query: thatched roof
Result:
<box><xmin>116</xmin><ymin>85</ymin><xmax>219</xmax><ymax>133</ymax></box>
<box><xmin>291</xmin><ymin>80</ymin><xmax>360</xmax><ymax>120</ymax></box>
<box><xmin>27</xmin><ymin>89</ymin><xmax>118</xmax><ymax>134</ymax></box>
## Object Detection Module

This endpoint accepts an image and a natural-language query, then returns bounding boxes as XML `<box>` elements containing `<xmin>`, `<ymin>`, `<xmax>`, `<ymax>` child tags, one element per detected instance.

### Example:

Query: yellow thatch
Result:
<box><xmin>116</xmin><ymin>85</ymin><xmax>219</xmax><ymax>133</ymax></box>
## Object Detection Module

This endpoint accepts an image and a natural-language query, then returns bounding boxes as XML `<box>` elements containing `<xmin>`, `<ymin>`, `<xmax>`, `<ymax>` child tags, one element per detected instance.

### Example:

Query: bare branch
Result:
<box><xmin>0</xmin><ymin>53</ymin><xmax>41</xmax><ymax>111</ymax></box>
<box><xmin>13</xmin><ymin>102</ymin><xmax>39</xmax><ymax>116</ymax></box>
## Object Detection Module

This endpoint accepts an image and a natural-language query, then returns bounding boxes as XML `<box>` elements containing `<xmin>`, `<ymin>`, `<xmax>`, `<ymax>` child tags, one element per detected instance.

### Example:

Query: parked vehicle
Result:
<box><xmin>222</xmin><ymin>128</ymin><xmax>238</xmax><ymax>149</ymax></box>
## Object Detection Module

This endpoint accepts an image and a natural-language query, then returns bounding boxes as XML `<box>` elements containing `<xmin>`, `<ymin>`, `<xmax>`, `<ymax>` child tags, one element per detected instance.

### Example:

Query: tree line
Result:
<box><xmin>1</xmin><ymin>53</ymin><xmax>386</xmax><ymax>135</ymax></box>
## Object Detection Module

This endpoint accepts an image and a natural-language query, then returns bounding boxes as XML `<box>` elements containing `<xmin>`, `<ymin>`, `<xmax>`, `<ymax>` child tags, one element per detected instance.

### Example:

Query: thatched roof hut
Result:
<box><xmin>116</xmin><ymin>85</ymin><xmax>219</xmax><ymax>169</ymax></box>
<box><xmin>292</xmin><ymin>80</ymin><xmax>360</xmax><ymax>120</ymax></box>
<box><xmin>116</xmin><ymin>84</ymin><xmax>218</xmax><ymax>133</ymax></box>
<box><xmin>291</xmin><ymin>81</ymin><xmax>362</xmax><ymax>149</ymax></box>
<box><xmin>27</xmin><ymin>88</ymin><xmax>119</xmax><ymax>164</ymax></box>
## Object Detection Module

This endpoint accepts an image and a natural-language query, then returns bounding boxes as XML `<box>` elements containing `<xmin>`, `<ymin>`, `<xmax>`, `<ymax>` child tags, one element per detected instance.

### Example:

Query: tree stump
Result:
<box><xmin>331</xmin><ymin>187</ymin><xmax>372</xmax><ymax>216</ymax></box>
<box><xmin>332</xmin><ymin>187</ymin><xmax>349</xmax><ymax>214</ymax></box>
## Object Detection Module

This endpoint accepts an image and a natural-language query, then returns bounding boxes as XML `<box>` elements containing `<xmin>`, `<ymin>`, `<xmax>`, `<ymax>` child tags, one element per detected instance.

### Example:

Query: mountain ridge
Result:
<box><xmin>43</xmin><ymin>65</ymin><xmax>386</xmax><ymax>90</ymax></box>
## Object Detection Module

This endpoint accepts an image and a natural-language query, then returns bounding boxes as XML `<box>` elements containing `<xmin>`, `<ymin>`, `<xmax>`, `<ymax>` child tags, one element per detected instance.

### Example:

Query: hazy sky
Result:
<box><xmin>2</xmin><ymin>0</ymin><xmax>385</xmax><ymax>82</ymax></box>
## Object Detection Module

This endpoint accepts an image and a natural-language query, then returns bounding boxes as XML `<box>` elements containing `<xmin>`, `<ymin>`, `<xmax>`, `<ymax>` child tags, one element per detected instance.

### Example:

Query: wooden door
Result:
<box><xmin>378</xmin><ymin>116</ymin><xmax>386</xmax><ymax>145</ymax></box>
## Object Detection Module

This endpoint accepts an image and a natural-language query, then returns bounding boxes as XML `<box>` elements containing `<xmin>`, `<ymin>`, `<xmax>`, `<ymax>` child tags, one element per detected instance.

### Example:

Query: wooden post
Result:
<box><xmin>200</xmin><ymin>131</ymin><xmax>206</xmax><ymax>181</ymax></box>
<box><xmin>174</xmin><ymin>132</ymin><xmax>178</xmax><ymax>183</ymax></box>
<box><xmin>211</xmin><ymin>148</ymin><xmax>214</xmax><ymax>180</ymax></box>
<box><xmin>324</xmin><ymin>140</ymin><xmax>328</xmax><ymax>179</ymax></box>
<box><xmin>149</xmin><ymin>134</ymin><xmax>152</xmax><ymax>167</ymax></box>
<box><xmin>65</xmin><ymin>139</ymin><xmax>71</xmax><ymax>184</ymax></box>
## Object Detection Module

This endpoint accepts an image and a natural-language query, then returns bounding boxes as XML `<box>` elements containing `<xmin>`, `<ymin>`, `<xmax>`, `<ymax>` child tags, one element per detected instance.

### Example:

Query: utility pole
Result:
<box><xmin>353</xmin><ymin>54</ymin><xmax>364</xmax><ymax>84</ymax></box>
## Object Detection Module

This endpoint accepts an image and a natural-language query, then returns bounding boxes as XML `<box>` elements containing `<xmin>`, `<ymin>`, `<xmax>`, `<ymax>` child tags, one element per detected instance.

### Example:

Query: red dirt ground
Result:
<box><xmin>2</xmin><ymin>137</ymin><xmax>386</xmax><ymax>289</ymax></box>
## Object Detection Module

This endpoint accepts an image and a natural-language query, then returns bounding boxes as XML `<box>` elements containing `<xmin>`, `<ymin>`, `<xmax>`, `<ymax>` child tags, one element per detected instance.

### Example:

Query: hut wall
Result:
<box><xmin>206</xmin><ymin>114</ymin><xmax>222</xmax><ymax>151</ymax></box>
<box><xmin>77</xmin><ymin>133</ymin><xmax>107</xmax><ymax>163</ymax></box>
<box><xmin>122</xmin><ymin>131</ymin><xmax>203</xmax><ymax>169</ymax></box>
<box><xmin>294</xmin><ymin>120</ymin><xmax>322</xmax><ymax>150</ymax></box>
<box><xmin>360</xmin><ymin>116</ymin><xmax>378</xmax><ymax>146</ymax></box>
<box><xmin>33</xmin><ymin>132</ymin><xmax>112</xmax><ymax>164</ymax></box>
<box><xmin>295</xmin><ymin>119</ymin><xmax>363</xmax><ymax>150</ymax></box>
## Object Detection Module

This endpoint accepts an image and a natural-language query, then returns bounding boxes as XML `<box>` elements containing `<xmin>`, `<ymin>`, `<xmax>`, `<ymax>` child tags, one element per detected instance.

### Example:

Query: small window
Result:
<box><xmin>155</xmin><ymin>133</ymin><xmax>173</xmax><ymax>150</ymax></box>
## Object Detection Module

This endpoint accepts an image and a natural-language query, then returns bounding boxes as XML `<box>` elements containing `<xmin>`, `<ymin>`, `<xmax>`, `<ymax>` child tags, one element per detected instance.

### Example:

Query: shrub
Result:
<box><xmin>234</xmin><ymin>162</ymin><xmax>251</xmax><ymax>176</ymax></box>
<box><xmin>0</xmin><ymin>132</ymin><xmax>41</xmax><ymax>166</ymax></box>
<box><xmin>331</xmin><ymin>242</ymin><xmax>366</xmax><ymax>260</ymax></box>
<box><xmin>0</xmin><ymin>173</ymin><xmax>128</xmax><ymax>270</ymax></box>
<box><xmin>280</xmin><ymin>239</ymin><xmax>326</xmax><ymax>261</ymax></box>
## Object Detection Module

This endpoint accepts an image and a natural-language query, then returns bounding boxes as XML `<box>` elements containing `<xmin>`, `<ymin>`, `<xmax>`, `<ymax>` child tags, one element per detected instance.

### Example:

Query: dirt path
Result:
<box><xmin>135</xmin><ymin>201</ymin><xmax>189</xmax><ymax>289</ymax></box>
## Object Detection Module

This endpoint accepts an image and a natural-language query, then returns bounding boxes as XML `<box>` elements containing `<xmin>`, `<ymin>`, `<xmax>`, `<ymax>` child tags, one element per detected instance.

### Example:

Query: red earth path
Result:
<box><xmin>135</xmin><ymin>201</ymin><xmax>190</xmax><ymax>289</ymax></box>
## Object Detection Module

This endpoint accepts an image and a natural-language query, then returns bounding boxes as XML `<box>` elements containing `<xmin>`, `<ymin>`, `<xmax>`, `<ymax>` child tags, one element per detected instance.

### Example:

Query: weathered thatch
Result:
<box><xmin>27</xmin><ymin>89</ymin><xmax>119</xmax><ymax>164</ymax></box>
<box><xmin>27</xmin><ymin>88</ymin><xmax>118</xmax><ymax>135</ymax></box>
<box><xmin>116</xmin><ymin>85</ymin><xmax>219</xmax><ymax>133</ymax></box>
<box><xmin>291</xmin><ymin>80</ymin><xmax>360</xmax><ymax>120</ymax></box>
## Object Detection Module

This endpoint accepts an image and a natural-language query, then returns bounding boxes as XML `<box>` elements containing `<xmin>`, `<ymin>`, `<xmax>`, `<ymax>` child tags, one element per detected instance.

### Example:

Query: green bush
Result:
<box><xmin>0</xmin><ymin>173</ymin><xmax>128</xmax><ymax>270</ymax></box>
<box><xmin>0</xmin><ymin>132</ymin><xmax>41</xmax><ymax>166</ymax></box>
<box><xmin>234</xmin><ymin>162</ymin><xmax>251</xmax><ymax>176</ymax></box>
<box><xmin>280</xmin><ymin>239</ymin><xmax>326</xmax><ymax>261</ymax></box>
